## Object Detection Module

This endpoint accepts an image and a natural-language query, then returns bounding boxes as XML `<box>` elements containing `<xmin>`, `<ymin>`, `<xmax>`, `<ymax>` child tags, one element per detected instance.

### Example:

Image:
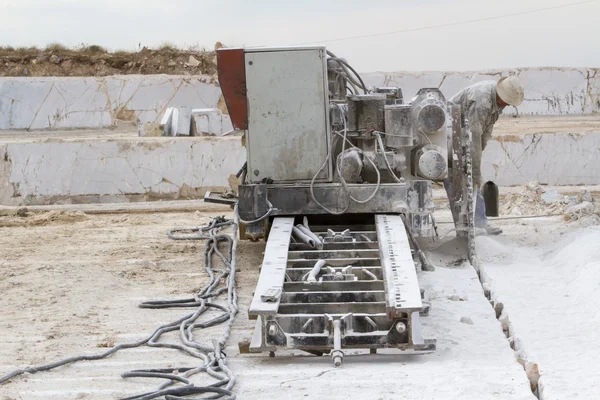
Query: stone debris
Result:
<box><xmin>502</xmin><ymin>182</ymin><xmax>597</xmax><ymax>220</ymax></box>
<box><xmin>579</xmin><ymin>189</ymin><xmax>594</xmax><ymax>203</ymax></box>
<box><xmin>564</xmin><ymin>201</ymin><xmax>595</xmax><ymax>221</ymax></box>
<box><xmin>186</xmin><ymin>55</ymin><xmax>200</xmax><ymax>67</ymax></box>
<box><xmin>49</xmin><ymin>54</ymin><xmax>61</xmax><ymax>64</ymax></box>
<box><xmin>540</xmin><ymin>189</ymin><xmax>559</xmax><ymax>204</ymax></box>
<box><xmin>460</xmin><ymin>317</ymin><xmax>474</xmax><ymax>325</ymax></box>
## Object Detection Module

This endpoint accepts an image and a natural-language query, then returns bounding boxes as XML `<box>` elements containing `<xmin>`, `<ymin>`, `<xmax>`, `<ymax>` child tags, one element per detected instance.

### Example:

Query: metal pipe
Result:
<box><xmin>292</xmin><ymin>226</ymin><xmax>315</xmax><ymax>248</ymax></box>
<box><xmin>361</xmin><ymin>268</ymin><xmax>378</xmax><ymax>281</ymax></box>
<box><xmin>364</xmin><ymin>316</ymin><xmax>378</xmax><ymax>331</ymax></box>
<box><xmin>301</xmin><ymin>318</ymin><xmax>314</xmax><ymax>333</ymax></box>
<box><xmin>296</xmin><ymin>224</ymin><xmax>323</xmax><ymax>250</ymax></box>
<box><xmin>302</xmin><ymin>216</ymin><xmax>310</xmax><ymax>228</ymax></box>
<box><xmin>307</xmin><ymin>259</ymin><xmax>326</xmax><ymax>283</ymax></box>
<box><xmin>359</xmin><ymin>234</ymin><xmax>372</xmax><ymax>243</ymax></box>
<box><xmin>331</xmin><ymin>320</ymin><xmax>344</xmax><ymax>367</ymax></box>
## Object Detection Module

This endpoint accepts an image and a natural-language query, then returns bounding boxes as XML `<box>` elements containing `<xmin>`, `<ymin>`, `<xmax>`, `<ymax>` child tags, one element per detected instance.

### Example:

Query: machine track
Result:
<box><xmin>248</xmin><ymin>215</ymin><xmax>435</xmax><ymax>366</ymax></box>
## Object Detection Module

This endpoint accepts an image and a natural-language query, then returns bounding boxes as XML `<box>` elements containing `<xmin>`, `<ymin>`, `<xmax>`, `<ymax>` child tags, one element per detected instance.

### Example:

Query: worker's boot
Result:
<box><xmin>474</xmin><ymin>191</ymin><xmax>502</xmax><ymax>235</ymax></box>
<box><xmin>474</xmin><ymin>225</ymin><xmax>503</xmax><ymax>236</ymax></box>
<box><xmin>485</xmin><ymin>226</ymin><xmax>502</xmax><ymax>236</ymax></box>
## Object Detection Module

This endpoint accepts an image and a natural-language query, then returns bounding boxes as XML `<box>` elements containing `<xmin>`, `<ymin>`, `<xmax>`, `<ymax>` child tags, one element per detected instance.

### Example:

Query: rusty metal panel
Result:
<box><xmin>216</xmin><ymin>48</ymin><xmax>248</xmax><ymax>130</ymax></box>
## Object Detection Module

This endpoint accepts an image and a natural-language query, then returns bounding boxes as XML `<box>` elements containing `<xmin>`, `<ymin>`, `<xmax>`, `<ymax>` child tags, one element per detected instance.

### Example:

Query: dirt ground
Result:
<box><xmin>0</xmin><ymin>45</ymin><xmax>219</xmax><ymax>77</ymax></box>
<box><xmin>0</xmin><ymin>206</ymin><xmax>530</xmax><ymax>400</ymax></box>
<box><xmin>0</xmin><ymin>196</ymin><xmax>598</xmax><ymax>399</ymax></box>
<box><xmin>0</xmin><ymin>206</ymin><xmax>260</xmax><ymax>398</ymax></box>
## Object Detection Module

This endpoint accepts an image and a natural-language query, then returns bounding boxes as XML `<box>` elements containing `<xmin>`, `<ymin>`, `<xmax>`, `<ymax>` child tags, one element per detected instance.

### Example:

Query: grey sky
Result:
<box><xmin>1</xmin><ymin>0</ymin><xmax>599</xmax><ymax>72</ymax></box>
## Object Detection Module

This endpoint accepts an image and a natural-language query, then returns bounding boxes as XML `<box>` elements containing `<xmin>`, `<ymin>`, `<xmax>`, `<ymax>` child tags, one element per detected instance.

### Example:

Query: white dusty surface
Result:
<box><xmin>231</xmin><ymin>261</ymin><xmax>533</xmax><ymax>400</ymax></box>
<box><xmin>476</xmin><ymin>218</ymin><xmax>600</xmax><ymax>400</ymax></box>
<box><xmin>0</xmin><ymin>206</ymin><xmax>535</xmax><ymax>400</ymax></box>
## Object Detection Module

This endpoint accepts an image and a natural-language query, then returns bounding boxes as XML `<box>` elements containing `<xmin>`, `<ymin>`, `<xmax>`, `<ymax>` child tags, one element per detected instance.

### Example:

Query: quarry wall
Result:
<box><xmin>0</xmin><ymin>75</ymin><xmax>232</xmax><ymax>131</ymax></box>
<box><xmin>362</xmin><ymin>67</ymin><xmax>600</xmax><ymax>115</ymax></box>
<box><xmin>0</xmin><ymin>68</ymin><xmax>598</xmax><ymax>131</ymax></box>
<box><xmin>1</xmin><ymin>131</ymin><xmax>598</xmax><ymax>206</ymax></box>
<box><xmin>0</xmin><ymin>67</ymin><xmax>598</xmax><ymax>205</ymax></box>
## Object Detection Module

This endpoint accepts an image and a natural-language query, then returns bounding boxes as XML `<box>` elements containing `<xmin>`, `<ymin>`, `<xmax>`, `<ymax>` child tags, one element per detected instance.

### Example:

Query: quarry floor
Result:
<box><xmin>1</xmin><ymin>196</ymin><xmax>599</xmax><ymax>399</ymax></box>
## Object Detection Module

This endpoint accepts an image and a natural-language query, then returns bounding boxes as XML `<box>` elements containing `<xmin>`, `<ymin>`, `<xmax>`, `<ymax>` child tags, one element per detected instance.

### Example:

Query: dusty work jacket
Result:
<box><xmin>449</xmin><ymin>81</ymin><xmax>502</xmax><ymax>187</ymax></box>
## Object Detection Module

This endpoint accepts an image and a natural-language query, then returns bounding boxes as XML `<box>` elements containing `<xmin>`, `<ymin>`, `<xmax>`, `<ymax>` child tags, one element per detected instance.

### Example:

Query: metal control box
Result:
<box><xmin>244</xmin><ymin>47</ymin><xmax>332</xmax><ymax>183</ymax></box>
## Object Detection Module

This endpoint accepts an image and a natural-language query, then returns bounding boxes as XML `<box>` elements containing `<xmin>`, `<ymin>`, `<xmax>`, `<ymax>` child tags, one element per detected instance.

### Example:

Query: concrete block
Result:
<box><xmin>159</xmin><ymin>107</ymin><xmax>174</xmax><ymax>136</ymax></box>
<box><xmin>0</xmin><ymin>75</ymin><xmax>223</xmax><ymax>131</ymax></box>
<box><xmin>169</xmin><ymin>108</ymin><xmax>179</xmax><ymax>137</ymax></box>
<box><xmin>0</xmin><ymin>136</ymin><xmax>246</xmax><ymax>205</ymax></box>
<box><xmin>174</xmin><ymin>106</ymin><xmax>192</xmax><ymax>136</ymax></box>
<box><xmin>191</xmin><ymin>108</ymin><xmax>223</xmax><ymax>136</ymax></box>
<box><xmin>0</xmin><ymin>79</ymin><xmax>55</xmax><ymax>129</ymax></box>
<box><xmin>482</xmin><ymin>132</ymin><xmax>600</xmax><ymax>186</ymax></box>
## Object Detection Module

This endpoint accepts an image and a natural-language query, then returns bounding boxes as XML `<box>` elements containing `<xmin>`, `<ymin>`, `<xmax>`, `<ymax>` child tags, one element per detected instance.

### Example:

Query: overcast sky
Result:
<box><xmin>1</xmin><ymin>0</ymin><xmax>599</xmax><ymax>72</ymax></box>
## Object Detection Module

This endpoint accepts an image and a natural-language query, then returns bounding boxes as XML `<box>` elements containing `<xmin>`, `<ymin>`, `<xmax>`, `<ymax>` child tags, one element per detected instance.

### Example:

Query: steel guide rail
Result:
<box><xmin>248</xmin><ymin>215</ymin><xmax>436</xmax><ymax>366</ymax></box>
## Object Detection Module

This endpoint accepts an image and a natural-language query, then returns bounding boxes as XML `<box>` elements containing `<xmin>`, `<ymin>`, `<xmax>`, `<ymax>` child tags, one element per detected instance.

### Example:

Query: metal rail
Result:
<box><xmin>249</xmin><ymin>215</ymin><xmax>435</xmax><ymax>366</ymax></box>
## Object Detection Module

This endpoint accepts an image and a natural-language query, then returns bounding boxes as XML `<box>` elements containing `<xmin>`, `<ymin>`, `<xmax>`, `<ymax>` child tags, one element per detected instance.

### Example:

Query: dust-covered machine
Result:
<box><xmin>215</xmin><ymin>46</ymin><xmax>475</xmax><ymax>365</ymax></box>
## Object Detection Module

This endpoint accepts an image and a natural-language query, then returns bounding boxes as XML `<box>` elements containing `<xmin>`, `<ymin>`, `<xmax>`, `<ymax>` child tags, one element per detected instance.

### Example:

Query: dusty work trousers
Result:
<box><xmin>443</xmin><ymin>178</ymin><xmax>487</xmax><ymax>229</ymax></box>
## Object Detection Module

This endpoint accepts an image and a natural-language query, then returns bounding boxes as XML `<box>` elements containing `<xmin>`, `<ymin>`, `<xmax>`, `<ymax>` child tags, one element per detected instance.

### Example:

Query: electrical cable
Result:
<box><xmin>327</xmin><ymin>51</ymin><xmax>365</xmax><ymax>90</ymax></box>
<box><xmin>333</xmin><ymin>102</ymin><xmax>382</xmax><ymax>203</ymax></box>
<box><xmin>310</xmin><ymin>132</ymin><xmax>351</xmax><ymax>215</ymax></box>
<box><xmin>235</xmin><ymin>200</ymin><xmax>276</xmax><ymax>225</ymax></box>
<box><xmin>329</xmin><ymin>58</ymin><xmax>363</xmax><ymax>91</ymax></box>
<box><xmin>435</xmin><ymin>213</ymin><xmax>564</xmax><ymax>224</ymax></box>
<box><xmin>375</xmin><ymin>132</ymin><xmax>402</xmax><ymax>183</ymax></box>
<box><xmin>333</xmin><ymin>70</ymin><xmax>359</xmax><ymax>94</ymax></box>
<box><xmin>0</xmin><ymin>213</ymin><xmax>241</xmax><ymax>399</ymax></box>
<box><xmin>333</xmin><ymin>130</ymin><xmax>382</xmax><ymax>203</ymax></box>
<box><xmin>326</xmin><ymin>51</ymin><xmax>368</xmax><ymax>93</ymax></box>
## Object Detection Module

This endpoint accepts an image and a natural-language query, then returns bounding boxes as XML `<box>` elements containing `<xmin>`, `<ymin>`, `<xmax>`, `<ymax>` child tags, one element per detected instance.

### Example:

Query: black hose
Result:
<box><xmin>0</xmin><ymin>214</ymin><xmax>241</xmax><ymax>399</ymax></box>
<box><xmin>326</xmin><ymin>50</ymin><xmax>368</xmax><ymax>93</ymax></box>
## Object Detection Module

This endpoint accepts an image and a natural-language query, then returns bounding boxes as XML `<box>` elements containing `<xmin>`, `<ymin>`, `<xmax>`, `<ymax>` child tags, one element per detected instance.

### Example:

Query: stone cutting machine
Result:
<box><xmin>216</xmin><ymin>46</ymin><xmax>474</xmax><ymax>365</ymax></box>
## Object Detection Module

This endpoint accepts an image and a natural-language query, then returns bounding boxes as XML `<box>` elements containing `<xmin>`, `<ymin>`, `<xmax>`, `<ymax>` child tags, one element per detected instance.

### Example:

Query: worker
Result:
<box><xmin>447</xmin><ymin>76</ymin><xmax>524</xmax><ymax>235</ymax></box>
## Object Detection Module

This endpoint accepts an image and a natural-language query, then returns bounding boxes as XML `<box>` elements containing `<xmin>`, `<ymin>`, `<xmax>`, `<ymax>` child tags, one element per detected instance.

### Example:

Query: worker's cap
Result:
<box><xmin>496</xmin><ymin>76</ymin><xmax>524</xmax><ymax>106</ymax></box>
